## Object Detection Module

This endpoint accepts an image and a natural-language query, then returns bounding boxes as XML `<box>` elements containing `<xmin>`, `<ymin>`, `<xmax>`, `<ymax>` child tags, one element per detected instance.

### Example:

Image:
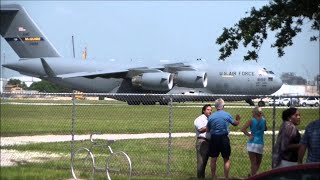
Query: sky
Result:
<box><xmin>0</xmin><ymin>1</ymin><xmax>319</xmax><ymax>81</ymax></box>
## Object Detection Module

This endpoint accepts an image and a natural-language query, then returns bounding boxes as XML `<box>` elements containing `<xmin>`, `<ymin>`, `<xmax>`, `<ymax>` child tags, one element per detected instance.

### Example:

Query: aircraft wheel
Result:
<box><xmin>127</xmin><ymin>101</ymin><xmax>140</xmax><ymax>105</ymax></box>
<box><xmin>159</xmin><ymin>100</ymin><xmax>169</xmax><ymax>105</ymax></box>
<box><xmin>245</xmin><ymin>99</ymin><xmax>255</xmax><ymax>106</ymax></box>
<box><xmin>258</xmin><ymin>101</ymin><xmax>265</xmax><ymax>107</ymax></box>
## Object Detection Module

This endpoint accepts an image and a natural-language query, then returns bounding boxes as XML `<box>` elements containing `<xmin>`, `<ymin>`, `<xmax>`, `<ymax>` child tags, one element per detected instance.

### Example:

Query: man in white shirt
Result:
<box><xmin>194</xmin><ymin>104</ymin><xmax>212</xmax><ymax>179</ymax></box>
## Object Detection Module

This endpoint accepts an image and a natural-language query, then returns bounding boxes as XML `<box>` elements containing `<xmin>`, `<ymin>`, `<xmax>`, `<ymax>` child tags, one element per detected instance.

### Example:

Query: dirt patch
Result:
<box><xmin>1</xmin><ymin>149</ymin><xmax>63</xmax><ymax>167</ymax></box>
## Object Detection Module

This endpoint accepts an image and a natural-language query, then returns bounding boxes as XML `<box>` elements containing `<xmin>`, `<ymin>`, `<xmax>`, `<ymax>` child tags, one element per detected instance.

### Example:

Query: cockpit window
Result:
<box><xmin>259</xmin><ymin>68</ymin><xmax>267</xmax><ymax>75</ymax></box>
<box><xmin>260</xmin><ymin>68</ymin><xmax>275</xmax><ymax>75</ymax></box>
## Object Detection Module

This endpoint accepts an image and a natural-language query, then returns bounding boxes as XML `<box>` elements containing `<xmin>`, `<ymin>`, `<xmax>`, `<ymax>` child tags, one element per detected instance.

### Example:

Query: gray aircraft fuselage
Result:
<box><xmin>3</xmin><ymin>57</ymin><xmax>282</xmax><ymax>95</ymax></box>
<box><xmin>1</xmin><ymin>3</ymin><xmax>282</xmax><ymax>105</ymax></box>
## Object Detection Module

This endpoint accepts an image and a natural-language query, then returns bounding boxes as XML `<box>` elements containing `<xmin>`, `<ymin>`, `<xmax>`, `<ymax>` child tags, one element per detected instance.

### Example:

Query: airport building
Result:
<box><xmin>272</xmin><ymin>84</ymin><xmax>319</xmax><ymax>96</ymax></box>
<box><xmin>1</xmin><ymin>78</ymin><xmax>8</xmax><ymax>93</ymax></box>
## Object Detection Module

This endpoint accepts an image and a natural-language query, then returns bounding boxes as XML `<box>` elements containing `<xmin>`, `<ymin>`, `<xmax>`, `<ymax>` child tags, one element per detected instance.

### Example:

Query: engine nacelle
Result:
<box><xmin>132</xmin><ymin>72</ymin><xmax>173</xmax><ymax>91</ymax></box>
<box><xmin>175</xmin><ymin>71</ymin><xmax>208</xmax><ymax>88</ymax></box>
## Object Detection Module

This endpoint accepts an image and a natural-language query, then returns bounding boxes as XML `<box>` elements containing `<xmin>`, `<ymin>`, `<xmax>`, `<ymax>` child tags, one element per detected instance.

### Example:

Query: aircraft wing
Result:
<box><xmin>57</xmin><ymin>63</ymin><xmax>194</xmax><ymax>79</ymax></box>
<box><xmin>57</xmin><ymin>68</ymin><xmax>164</xmax><ymax>79</ymax></box>
<box><xmin>57</xmin><ymin>70</ymin><xmax>129</xmax><ymax>79</ymax></box>
<box><xmin>162</xmin><ymin>63</ymin><xmax>195</xmax><ymax>72</ymax></box>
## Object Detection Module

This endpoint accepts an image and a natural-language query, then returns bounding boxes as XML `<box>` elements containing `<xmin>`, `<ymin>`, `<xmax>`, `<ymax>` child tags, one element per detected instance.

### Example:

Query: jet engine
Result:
<box><xmin>132</xmin><ymin>72</ymin><xmax>173</xmax><ymax>91</ymax></box>
<box><xmin>174</xmin><ymin>71</ymin><xmax>208</xmax><ymax>88</ymax></box>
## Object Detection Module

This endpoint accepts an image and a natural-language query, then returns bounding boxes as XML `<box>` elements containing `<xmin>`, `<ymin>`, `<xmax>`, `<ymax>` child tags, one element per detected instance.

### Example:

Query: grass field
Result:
<box><xmin>1</xmin><ymin>101</ymin><xmax>319</xmax><ymax>136</ymax></box>
<box><xmin>1</xmin><ymin>136</ymin><xmax>276</xmax><ymax>180</ymax></box>
<box><xmin>1</xmin><ymin>99</ymin><xmax>318</xmax><ymax>179</ymax></box>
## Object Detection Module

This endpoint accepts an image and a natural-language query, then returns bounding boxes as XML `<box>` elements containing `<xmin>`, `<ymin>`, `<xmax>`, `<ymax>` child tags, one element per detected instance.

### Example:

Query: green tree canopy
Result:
<box><xmin>280</xmin><ymin>72</ymin><xmax>307</xmax><ymax>85</ymax></box>
<box><xmin>216</xmin><ymin>0</ymin><xmax>319</xmax><ymax>61</ymax></box>
<box><xmin>29</xmin><ymin>80</ymin><xmax>72</xmax><ymax>93</ymax></box>
<box><xmin>7</xmin><ymin>79</ymin><xmax>28</xmax><ymax>89</ymax></box>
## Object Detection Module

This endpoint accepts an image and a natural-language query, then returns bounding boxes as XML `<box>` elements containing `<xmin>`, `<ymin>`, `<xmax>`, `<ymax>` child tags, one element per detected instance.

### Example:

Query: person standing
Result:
<box><xmin>272</xmin><ymin>107</ymin><xmax>301</xmax><ymax>168</ymax></box>
<box><xmin>207</xmin><ymin>98</ymin><xmax>240</xmax><ymax>180</ymax></box>
<box><xmin>194</xmin><ymin>104</ymin><xmax>212</xmax><ymax>179</ymax></box>
<box><xmin>298</xmin><ymin>119</ymin><xmax>320</xmax><ymax>164</ymax></box>
<box><xmin>241</xmin><ymin>107</ymin><xmax>267</xmax><ymax>176</ymax></box>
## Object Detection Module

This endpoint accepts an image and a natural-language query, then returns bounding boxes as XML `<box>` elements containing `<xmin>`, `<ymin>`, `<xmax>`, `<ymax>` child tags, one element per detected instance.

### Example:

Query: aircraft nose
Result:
<box><xmin>274</xmin><ymin>76</ymin><xmax>283</xmax><ymax>90</ymax></box>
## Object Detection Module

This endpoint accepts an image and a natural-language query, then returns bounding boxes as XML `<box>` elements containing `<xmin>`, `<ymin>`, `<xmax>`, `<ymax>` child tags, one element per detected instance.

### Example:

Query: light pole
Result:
<box><xmin>0</xmin><ymin>51</ymin><xmax>5</xmax><ymax>93</ymax></box>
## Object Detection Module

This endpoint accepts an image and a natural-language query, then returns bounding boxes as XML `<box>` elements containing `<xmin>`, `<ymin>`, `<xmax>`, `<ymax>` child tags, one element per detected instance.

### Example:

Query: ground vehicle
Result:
<box><xmin>269</xmin><ymin>98</ymin><xmax>282</xmax><ymax>106</ymax></box>
<box><xmin>248</xmin><ymin>163</ymin><xmax>320</xmax><ymax>180</ymax></box>
<box><xmin>71</xmin><ymin>133</ymin><xmax>132</xmax><ymax>180</ymax></box>
<box><xmin>299</xmin><ymin>97</ymin><xmax>319</xmax><ymax>107</ymax></box>
<box><xmin>74</xmin><ymin>91</ymin><xmax>86</xmax><ymax>100</ymax></box>
<box><xmin>269</xmin><ymin>98</ymin><xmax>299</xmax><ymax>107</ymax></box>
<box><xmin>280</xmin><ymin>98</ymin><xmax>299</xmax><ymax>107</ymax></box>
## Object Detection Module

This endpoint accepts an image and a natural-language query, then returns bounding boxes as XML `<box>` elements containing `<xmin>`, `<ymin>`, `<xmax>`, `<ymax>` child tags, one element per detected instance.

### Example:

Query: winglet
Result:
<box><xmin>40</xmin><ymin>58</ymin><xmax>56</xmax><ymax>77</ymax></box>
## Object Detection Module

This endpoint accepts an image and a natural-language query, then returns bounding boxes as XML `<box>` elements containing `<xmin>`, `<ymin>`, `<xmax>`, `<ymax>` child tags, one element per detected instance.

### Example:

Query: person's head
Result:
<box><xmin>214</xmin><ymin>98</ymin><xmax>225</xmax><ymax>110</ymax></box>
<box><xmin>252</xmin><ymin>106</ymin><xmax>263</xmax><ymax>118</ymax></box>
<box><xmin>202</xmin><ymin>104</ymin><xmax>212</xmax><ymax>117</ymax></box>
<box><xmin>282</xmin><ymin>107</ymin><xmax>301</xmax><ymax>125</ymax></box>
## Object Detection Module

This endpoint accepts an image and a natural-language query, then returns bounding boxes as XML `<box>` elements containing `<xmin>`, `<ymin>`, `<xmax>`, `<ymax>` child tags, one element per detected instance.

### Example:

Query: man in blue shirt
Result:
<box><xmin>298</xmin><ymin>119</ymin><xmax>320</xmax><ymax>164</ymax></box>
<box><xmin>207</xmin><ymin>98</ymin><xmax>240</xmax><ymax>180</ymax></box>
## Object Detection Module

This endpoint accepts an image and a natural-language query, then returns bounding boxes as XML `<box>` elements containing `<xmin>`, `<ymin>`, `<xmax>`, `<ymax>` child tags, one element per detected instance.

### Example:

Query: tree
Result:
<box><xmin>216</xmin><ymin>0</ymin><xmax>319</xmax><ymax>61</ymax></box>
<box><xmin>280</xmin><ymin>72</ymin><xmax>307</xmax><ymax>85</ymax></box>
<box><xmin>29</xmin><ymin>80</ymin><xmax>72</xmax><ymax>93</ymax></box>
<box><xmin>7</xmin><ymin>79</ymin><xmax>28</xmax><ymax>89</ymax></box>
<box><xmin>315</xmin><ymin>74</ymin><xmax>320</xmax><ymax>91</ymax></box>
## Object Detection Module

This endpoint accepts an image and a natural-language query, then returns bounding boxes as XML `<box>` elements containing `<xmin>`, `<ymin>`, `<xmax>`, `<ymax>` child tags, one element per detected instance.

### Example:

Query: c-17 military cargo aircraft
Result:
<box><xmin>0</xmin><ymin>4</ymin><xmax>282</xmax><ymax>106</ymax></box>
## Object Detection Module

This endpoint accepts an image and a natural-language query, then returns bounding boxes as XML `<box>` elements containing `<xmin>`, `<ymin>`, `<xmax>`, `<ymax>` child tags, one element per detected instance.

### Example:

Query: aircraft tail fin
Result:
<box><xmin>0</xmin><ymin>4</ymin><xmax>61</xmax><ymax>58</ymax></box>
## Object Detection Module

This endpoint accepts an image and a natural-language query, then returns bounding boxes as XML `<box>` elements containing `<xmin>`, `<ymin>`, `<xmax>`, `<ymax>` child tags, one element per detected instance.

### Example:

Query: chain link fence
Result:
<box><xmin>1</xmin><ymin>92</ymin><xmax>319</xmax><ymax>179</ymax></box>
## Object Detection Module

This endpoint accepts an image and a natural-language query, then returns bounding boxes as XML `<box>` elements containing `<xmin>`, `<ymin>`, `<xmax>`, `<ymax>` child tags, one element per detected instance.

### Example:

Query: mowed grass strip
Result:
<box><xmin>1</xmin><ymin>103</ymin><xmax>319</xmax><ymax>136</ymax></box>
<box><xmin>2</xmin><ymin>135</ymin><xmax>277</xmax><ymax>179</ymax></box>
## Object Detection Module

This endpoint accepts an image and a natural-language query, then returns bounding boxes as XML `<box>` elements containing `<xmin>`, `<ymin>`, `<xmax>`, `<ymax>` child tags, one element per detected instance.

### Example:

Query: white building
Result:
<box><xmin>272</xmin><ymin>84</ymin><xmax>319</xmax><ymax>96</ymax></box>
<box><xmin>1</xmin><ymin>78</ymin><xmax>8</xmax><ymax>93</ymax></box>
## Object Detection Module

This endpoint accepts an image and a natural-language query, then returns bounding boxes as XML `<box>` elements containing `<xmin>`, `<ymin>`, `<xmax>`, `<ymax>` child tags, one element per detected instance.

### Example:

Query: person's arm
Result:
<box><xmin>195</xmin><ymin>116</ymin><xmax>206</xmax><ymax>133</ymax></box>
<box><xmin>206</xmin><ymin>120</ymin><xmax>211</xmax><ymax>132</ymax></box>
<box><xmin>298</xmin><ymin>144</ymin><xmax>307</xmax><ymax>164</ymax></box>
<box><xmin>198</xmin><ymin>127</ymin><xmax>207</xmax><ymax>133</ymax></box>
<box><xmin>287</xmin><ymin>143</ymin><xmax>301</xmax><ymax>150</ymax></box>
<box><xmin>264</xmin><ymin>119</ymin><xmax>268</xmax><ymax>131</ymax></box>
<box><xmin>281</xmin><ymin>124</ymin><xmax>300</xmax><ymax>151</ymax></box>
<box><xmin>298</xmin><ymin>123</ymin><xmax>311</xmax><ymax>163</ymax></box>
<box><xmin>241</xmin><ymin>120</ymin><xmax>253</xmax><ymax>140</ymax></box>
<box><xmin>232</xmin><ymin>114</ymin><xmax>241</xmax><ymax>126</ymax></box>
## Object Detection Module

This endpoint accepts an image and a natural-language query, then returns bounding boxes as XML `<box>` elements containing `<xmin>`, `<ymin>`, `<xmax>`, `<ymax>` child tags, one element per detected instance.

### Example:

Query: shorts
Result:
<box><xmin>247</xmin><ymin>143</ymin><xmax>264</xmax><ymax>154</ymax></box>
<box><xmin>208</xmin><ymin>134</ymin><xmax>231</xmax><ymax>159</ymax></box>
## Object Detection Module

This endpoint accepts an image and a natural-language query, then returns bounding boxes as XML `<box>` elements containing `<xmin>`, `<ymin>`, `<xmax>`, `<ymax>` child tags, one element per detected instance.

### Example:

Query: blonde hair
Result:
<box><xmin>215</xmin><ymin>98</ymin><xmax>225</xmax><ymax>110</ymax></box>
<box><xmin>253</xmin><ymin>106</ymin><xmax>262</xmax><ymax>115</ymax></box>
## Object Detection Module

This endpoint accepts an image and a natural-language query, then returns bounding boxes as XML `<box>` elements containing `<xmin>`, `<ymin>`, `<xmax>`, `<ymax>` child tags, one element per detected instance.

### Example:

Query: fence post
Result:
<box><xmin>71</xmin><ymin>91</ymin><xmax>76</xmax><ymax>161</ymax></box>
<box><xmin>168</xmin><ymin>96</ymin><xmax>173</xmax><ymax>177</ymax></box>
<box><xmin>271</xmin><ymin>95</ymin><xmax>276</xmax><ymax>168</ymax></box>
